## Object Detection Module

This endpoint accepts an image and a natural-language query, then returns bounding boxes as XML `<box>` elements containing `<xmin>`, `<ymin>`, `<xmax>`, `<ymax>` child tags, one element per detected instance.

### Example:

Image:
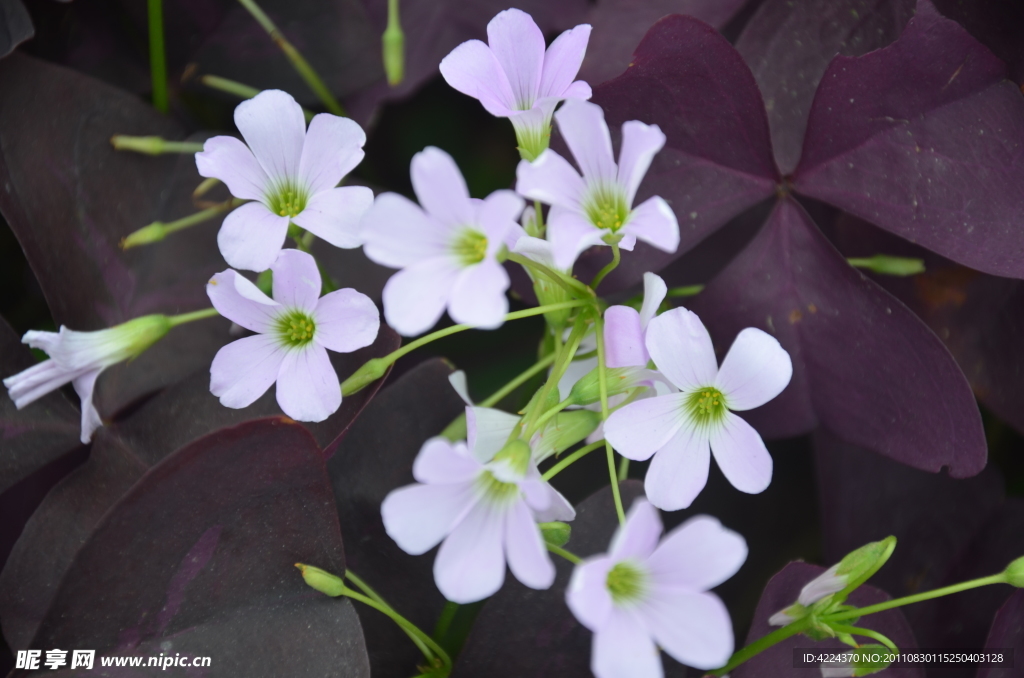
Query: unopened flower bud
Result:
<box><xmin>341</xmin><ymin>357</ymin><xmax>389</xmax><ymax>396</ymax></box>
<box><xmin>567</xmin><ymin>366</ymin><xmax>658</xmax><ymax>406</ymax></box>
<box><xmin>1004</xmin><ymin>555</ymin><xmax>1024</xmax><ymax>587</ymax></box>
<box><xmin>532</xmin><ymin>410</ymin><xmax>601</xmax><ymax>462</ymax></box>
<box><xmin>492</xmin><ymin>439</ymin><xmax>532</xmax><ymax>477</ymax></box>
<box><xmin>295</xmin><ymin>563</ymin><xmax>345</xmax><ymax>597</ymax></box>
<box><xmin>847</xmin><ymin>255</ymin><xmax>925</xmax><ymax>277</ymax></box>
<box><xmin>382</xmin><ymin>0</ymin><xmax>405</xmax><ymax>87</ymax></box>
<box><xmin>121</xmin><ymin>222</ymin><xmax>168</xmax><ymax>249</ymax></box>
<box><xmin>540</xmin><ymin>521</ymin><xmax>571</xmax><ymax>547</ymax></box>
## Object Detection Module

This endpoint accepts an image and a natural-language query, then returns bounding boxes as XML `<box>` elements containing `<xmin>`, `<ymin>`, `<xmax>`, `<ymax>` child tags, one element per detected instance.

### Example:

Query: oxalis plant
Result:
<box><xmin>0</xmin><ymin>0</ymin><xmax>1023</xmax><ymax>677</ymax></box>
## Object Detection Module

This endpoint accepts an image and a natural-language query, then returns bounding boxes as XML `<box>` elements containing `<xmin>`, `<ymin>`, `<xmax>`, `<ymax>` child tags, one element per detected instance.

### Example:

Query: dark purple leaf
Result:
<box><xmin>735</xmin><ymin>0</ymin><xmax>914</xmax><ymax>174</ymax></box>
<box><xmin>733</xmin><ymin>561</ymin><xmax>923</xmax><ymax>678</ymax></box>
<box><xmin>689</xmin><ymin>197</ymin><xmax>985</xmax><ymax>475</ymax></box>
<box><xmin>0</xmin><ymin>0</ymin><xmax>32</xmax><ymax>59</ymax></box>
<box><xmin>977</xmin><ymin>590</ymin><xmax>1024</xmax><ymax>678</ymax></box>
<box><xmin>8</xmin><ymin>418</ymin><xmax>370</xmax><ymax>677</ymax></box>
<box><xmin>793</xmin><ymin>1</ymin><xmax>1024</xmax><ymax>279</ymax></box>
<box><xmin>933</xmin><ymin>0</ymin><xmax>1024</xmax><ymax>85</ymax></box>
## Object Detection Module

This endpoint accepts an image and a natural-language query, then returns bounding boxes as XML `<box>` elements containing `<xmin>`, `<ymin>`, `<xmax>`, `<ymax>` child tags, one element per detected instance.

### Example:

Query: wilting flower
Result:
<box><xmin>196</xmin><ymin>90</ymin><xmax>372</xmax><ymax>271</ymax></box>
<box><xmin>440</xmin><ymin>8</ymin><xmax>592</xmax><ymax>160</ymax></box>
<box><xmin>567</xmin><ymin>499</ymin><xmax>746</xmax><ymax>677</ymax></box>
<box><xmin>604</xmin><ymin>308</ymin><xmax>792</xmax><ymax>510</ymax></box>
<box><xmin>361</xmin><ymin>147</ymin><xmax>524</xmax><ymax>336</ymax></box>
<box><xmin>516</xmin><ymin>99</ymin><xmax>679</xmax><ymax>270</ymax></box>
<box><xmin>3</xmin><ymin>315</ymin><xmax>172</xmax><ymax>443</ymax></box>
<box><xmin>381</xmin><ymin>406</ymin><xmax>575</xmax><ymax>603</ymax></box>
<box><xmin>207</xmin><ymin>249</ymin><xmax>379</xmax><ymax>421</ymax></box>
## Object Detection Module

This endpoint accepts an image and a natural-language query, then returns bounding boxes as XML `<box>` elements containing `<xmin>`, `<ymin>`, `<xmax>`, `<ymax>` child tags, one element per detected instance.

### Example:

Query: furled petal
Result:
<box><xmin>478</xmin><ymin>189</ymin><xmax>525</xmax><ymax>255</ymax></box>
<box><xmin>647</xmin><ymin>515</ymin><xmax>747</xmax><ymax>592</ymax></box>
<box><xmin>547</xmin><ymin>207</ymin><xmax>607</xmax><ymax>270</ymax></box>
<box><xmin>382</xmin><ymin>481</ymin><xmax>477</xmax><ymax>555</ymax></box>
<box><xmin>217</xmin><ymin>201</ymin><xmax>290</xmax><ymax>272</ymax></box>
<box><xmin>412</xmin><ymin>438</ymin><xmax>480</xmax><ymax>485</ymax></box>
<box><xmin>233</xmin><ymin>89</ymin><xmax>306</xmax><ymax>184</ymax></box>
<box><xmin>604</xmin><ymin>305</ymin><xmax>646</xmax><ymax>368</ymax></box>
<box><xmin>641</xmin><ymin>590</ymin><xmax>733</xmax><ymax>670</ymax></box>
<box><xmin>644</xmin><ymin>423</ymin><xmax>711</xmax><ymax>511</ymax></box>
<box><xmin>512</xmin><ymin>235</ymin><xmax>559</xmax><ymax>270</ymax></box>
<box><xmin>297</xmin><ymin>113</ymin><xmax>366</xmax><ymax>194</ymax></box>
<box><xmin>531</xmin><ymin>484</ymin><xmax>576</xmax><ymax>522</ymax></box>
<box><xmin>709</xmin><ymin>412</ymin><xmax>773</xmax><ymax>495</ymax></box>
<box><xmin>411</xmin><ymin>147</ymin><xmax>475</xmax><ymax>227</ymax></box>
<box><xmin>206</xmin><ymin>268</ymin><xmax>280</xmax><ymax>333</ymax></box>
<box><xmin>312</xmin><ymin>288</ymin><xmax>380</xmax><ymax>353</ymax></box>
<box><xmin>516</xmin><ymin>150</ymin><xmax>586</xmax><ymax>211</ymax></box>
<box><xmin>440</xmin><ymin>39</ymin><xmax>517</xmax><ymax>116</ymax></box>
<box><xmin>210</xmin><ymin>334</ymin><xmax>287</xmax><ymax>409</ymax></box>
<box><xmin>609</xmin><ymin>498</ymin><xmax>662</xmax><ymax>561</ymax></box>
<box><xmin>276</xmin><ymin>343</ymin><xmax>341</xmax><ymax>422</ymax></box>
<box><xmin>272</xmin><ymin>249</ymin><xmax>321</xmax><ymax>311</ymax></box>
<box><xmin>617</xmin><ymin>121</ymin><xmax>666</xmax><ymax>206</ymax></box>
<box><xmin>556</xmin><ymin>99</ymin><xmax>617</xmax><ymax>183</ymax></box>
<box><xmin>448</xmin><ymin>259</ymin><xmax>509</xmax><ymax>329</ymax></box>
<box><xmin>714</xmin><ymin>327</ymin><xmax>793</xmax><ymax>411</ymax></box>
<box><xmin>593</xmin><ymin>608</ymin><xmax>663</xmax><ymax>678</ymax></box>
<box><xmin>566</xmin><ymin>555</ymin><xmax>615</xmax><ymax>632</ymax></box>
<box><xmin>486</xmin><ymin>8</ymin><xmax>546</xmax><ymax>109</ymax></box>
<box><xmin>4</xmin><ymin>358</ymin><xmax>83</xmax><ymax>408</ymax></box>
<box><xmin>645</xmin><ymin>308</ymin><xmax>718</xmax><ymax>392</ymax></box>
<box><xmin>519</xmin><ymin>477</ymin><xmax>552</xmax><ymax>513</ymax></box>
<box><xmin>195</xmin><ymin>135</ymin><xmax>269</xmax><ymax>202</ymax></box>
<box><xmin>381</xmin><ymin>257</ymin><xmax>460</xmax><ymax>336</ymax></box>
<box><xmin>434</xmin><ymin>502</ymin><xmax>507</xmax><ymax>603</ymax></box>
<box><xmin>604</xmin><ymin>393</ymin><xmax>687</xmax><ymax>462</ymax></box>
<box><xmin>361</xmin><ymin>192</ymin><xmax>450</xmax><ymax>268</ymax></box>
<box><xmin>798</xmin><ymin>564</ymin><xmax>844</xmax><ymax>606</ymax></box>
<box><xmin>539</xmin><ymin>24</ymin><xmax>592</xmax><ymax>99</ymax></box>
<box><xmin>291</xmin><ymin>186</ymin><xmax>372</xmax><ymax>250</ymax></box>
<box><xmin>639</xmin><ymin>273</ymin><xmax>667</xmax><ymax>330</ymax></box>
<box><xmin>504</xmin><ymin>499</ymin><xmax>555</xmax><ymax>590</ymax></box>
<box><xmin>467</xmin><ymin>406</ymin><xmax>520</xmax><ymax>464</ymax></box>
<box><xmin>623</xmin><ymin>196</ymin><xmax>679</xmax><ymax>254</ymax></box>
<box><xmin>71</xmin><ymin>369</ymin><xmax>103</xmax><ymax>444</ymax></box>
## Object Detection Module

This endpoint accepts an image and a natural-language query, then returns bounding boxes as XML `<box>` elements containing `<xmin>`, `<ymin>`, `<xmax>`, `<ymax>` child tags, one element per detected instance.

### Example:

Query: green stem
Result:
<box><xmin>546</xmin><ymin>543</ymin><xmax>582</xmax><ymax>565</ymax></box>
<box><xmin>338</xmin><ymin>585</ymin><xmax>451</xmax><ymax>669</ymax></box>
<box><xmin>507</xmin><ymin>252</ymin><xmax>592</xmax><ymax>298</ymax></box>
<box><xmin>121</xmin><ymin>199</ymin><xmax>243</xmax><ymax>249</ymax></box>
<box><xmin>710</xmin><ymin>617</ymin><xmax>812</xmax><ymax>676</ymax></box>
<box><xmin>522</xmin><ymin>317</ymin><xmax>588</xmax><ymax>436</ymax></box>
<box><xmin>147</xmin><ymin>0</ymin><xmax>168</xmax><ymax>113</ymax></box>
<box><xmin>666</xmin><ymin>284</ymin><xmax>704</xmax><ymax>298</ymax></box>
<box><xmin>167</xmin><ymin>308</ymin><xmax>219</xmax><ymax>327</ymax></box>
<box><xmin>827</xmin><ymin>574</ymin><xmax>1008</xmax><ymax>622</ymax></box>
<box><xmin>343</xmin><ymin>572</ymin><xmax>435</xmax><ymax>659</ymax></box>
<box><xmin>111</xmin><ymin>135</ymin><xmax>205</xmax><ymax>155</ymax></box>
<box><xmin>235</xmin><ymin>0</ymin><xmax>346</xmax><ymax>116</ymax></box>
<box><xmin>590</xmin><ymin>243</ymin><xmax>621</xmax><ymax>290</ymax></box>
<box><xmin>479</xmin><ymin>353</ymin><xmax>557</xmax><ymax>408</ymax></box>
<box><xmin>831</xmin><ymin>624</ymin><xmax>898</xmax><ymax>653</ymax></box>
<box><xmin>529</xmin><ymin>396</ymin><xmax>574</xmax><ymax>434</ymax></box>
<box><xmin>617</xmin><ymin>456</ymin><xmax>629</xmax><ymax>482</ymax></box>
<box><xmin>433</xmin><ymin>601</ymin><xmax>459</xmax><ymax>643</ymax></box>
<box><xmin>542</xmin><ymin>439</ymin><xmax>605</xmax><ymax>480</ymax></box>
<box><xmin>200</xmin><ymin>75</ymin><xmax>315</xmax><ymax>122</ymax></box>
<box><xmin>595</xmin><ymin>313</ymin><xmax>626</xmax><ymax>526</ymax></box>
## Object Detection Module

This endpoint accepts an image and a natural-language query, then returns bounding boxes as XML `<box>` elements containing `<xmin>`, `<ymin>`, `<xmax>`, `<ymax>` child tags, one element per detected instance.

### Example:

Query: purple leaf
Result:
<box><xmin>689</xmin><ymin>197</ymin><xmax>985</xmax><ymax>476</ymax></box>
<box><xmin>794</xmin><ymin>1</ymin><xmax>1024</xmax><ymax>279</ymax></box>
<box><xmin>7</xmin><ymin>418</ymin><xmax>370</xmax><ymax>677</ymax></box>
<box><xmin>0</xmin><ymin>0</ymin><xmax>32</xmax><ymax>59</ymax></box>
<box><xmin>933</xmin><ymin>0</ymin><xmax>1024</xmax><ymax>85</ymax></box>
<box><xmin>977</xmin><ymin>590</ymin><xmax>1024</xmax><ymax>678</ymax></box>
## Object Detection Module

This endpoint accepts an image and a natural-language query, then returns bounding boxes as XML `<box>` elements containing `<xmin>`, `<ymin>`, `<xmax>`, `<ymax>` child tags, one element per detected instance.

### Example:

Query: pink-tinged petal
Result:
<box><xmin>361</xmin><ymin>193</ymin><xmax>450</xmax><ymax>268</ymax></box>
<box><xmin>512</xmin><ymin>235</ymin><xmax>558</xmax><ymax>270</ymax></box>
<box><xmin>233</xmin><ymin>89</ymin><xmax>306</xmax><ymax>184</ymax></box>
<box><xmin>593</xmin><ymin>608</ymin><xmax>663</xmax><ymax>678</ymax></box>
<box><xmin>449</xmin><ymin>259</ymin><xmax>509</xmax><ymax>329</ymax></box>
<box><xmin>411</xmin><ymin>147</ymin><xmax>475</xmax><ymax>227</ymax></box>
<box><xmin>478</xmin><ymin>189</ymin><xmax>525</xmax><ymax>255</ymax></box>
<box><xmin>217</xmin><ymin>201</ymin><xmax>290</xmax><ymax>272</ymax></box>
<box><xmin>509</xmin><ymin>100</ymin><xmax>557</xmax><ymax>147</ymax></box>
<box><xmin>645</xmin><ymin>308</ymin><xmax>718</xmax><ymax>392</ymax></box>
<box><xmin>604</xmin><ymin>305</ymin><xmax>647</xmax><ymax>368</ymax></box>
<box><xmin>439</xmin><ymin>39</ymin><xmax>517</xmax><ymax>116</ymax></box>
<box><xmin>71</xmin><ymin>369</ymin><xmax>103</xmax><ymax>443</ymax></box>
<box><xmin>486</xmin><ymin>8</ymin><xmax>546</xmax><ymax>108</ymax></box>
<box><xmin>604</xmin><ymin>393</ymin><xmax>688</xmax><ymax>462</ymax></box>
<box><xmin>609</xmin><ymin>498</ymin><xmax>662</xmax><ymax>561</ymax></box>
<box><xmin>639</xmin><ymin>272</ymin><xmax>667</xmax><ymax>330</ymax></box>
<box><xmin>210</xmin><ymin>334</ymin><xmax>287</xmax><ymax>409</ymax></box>
<box><xmin>297</xmin><ymin>114</ymin><xmax>366</xmax><ymax>194</ymax></box>
<box><xmin>313</xmin><ymin>288</ymin><xmax>380</xmax><ymax>353</ymax></box>
<box><xmin>566</xmin><ymin>556</ymin><xmax>614</xmax><ymax>631</ymax></box>
<box><xmin>292</xmin><ymin>186</ymin><xmax>372</xmax><ymax>250</ymax></box>
<box><xmin>647</xmin><ymin>515</ymin><xmax>747</xmax><ymax>592</ymax></box>
<box><xmin>715</xmin><ymin>327</ymin><xmax>793</xmax><ymax>411</ymax></box>
<box><xmin>381</xmin><ymin>258</ymin><xmax>460</xmax><ymax>336</ymax></box>
<box><xmin>382</xmin><ymin>481</ymin><xmax>477</xmax><ymax>555</ymax></box>
<box><xmin>467</xmin><ymin>406</ymin><xmax>520</xmax><ymax>463</ymax></box>
<box><xmin>504</xmin><ymin>499</ymin><xmax>555</xmax><ymax>590</ymax></box>
<box><xmin>563</xmin><ymin>80</ymin><xmax>592</xmax><ymax>100</ymax></box>
<box><xmin>4</xmin><ymin>359</ymin><xmax>81</xmax><ymax>408</ymax></box>
<box><xmin>271</xmin><ymin>249</ymin><xmax>321</xmax><ymax>311</ymax></box>
<box><xmin>617</xmin><ymin>121</ymin><xmax>666</xmax><ymax>206</ymax></box>
<box><xmin>540</xmin><ymin>24</ymin><xmax>592</xmax><ymax>99</ymax></box>
<box><xmin>195</xmin><ymin>135</ymin><xmax>269</xmax><ymax>202</ymax></box>
<box><xmin>413</xmin><ymin>438</ymin><xmax>481</xmax><ymax>485</ymax></box>
<box><xmin>555</xmin><ymin>99</ymin><xmax>616</xmax><ymax>184</ymax></box>
<box><xmin>532</xmin><ymin>484</ymin><xmax>576</xmax><ymax>522</ymax></box>
<box><xmin>519</xmin><ymin>476</ymin><xmax>552</xmax><ymax>513</ymax></box>
<box><xmin>798</xmin><ymin>564</ymin><xmax>844</xmax><ymax>606</ymax></box>
<box><xmin>623</xmin><ymin>196</ymin><xmax>679</xmax><ymax>254</ymax></box>
<box><xmin>547</xmin><ymin>207</ymin><xmax>606</xmax><ymax>270</ymax></box>
<box><xmin>207</xmin><ymin>268</ymin><xmax>280</xmax><ymax>333</ymax></box>
<box><xmin>709</xmin><ymin>412</ymin><xmax>773</xmax><ymax>495</ymax></box>
<box><xmin>644</xmin><ymin>423</ymin><xmax>711</xmax><ymax>511</ymax></box>
<box><xmin>641</xmin><ymin>590</ymin><xmax>733</xmax><ymax>671</ymax></box>
<box><xmin>515</xmin><ymin>151</ymin><xmax>586</xmax><ymax>211</ymax></box>
<box><xmin>276</xmin><ymin>343</ymin><xmax>341</xmax><ymax>422</ymax></box>
<box><xmin>434</xmin><ymin>502</ymin><xmax>507</xmax><ymax>603</ymax></box>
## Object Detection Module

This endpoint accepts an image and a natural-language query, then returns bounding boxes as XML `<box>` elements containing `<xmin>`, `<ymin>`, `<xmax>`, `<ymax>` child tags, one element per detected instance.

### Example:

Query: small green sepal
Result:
<box><xmin>540</xmin><ymin>521</ymin><xmax>571</xmax><ymax>547</ymax></box>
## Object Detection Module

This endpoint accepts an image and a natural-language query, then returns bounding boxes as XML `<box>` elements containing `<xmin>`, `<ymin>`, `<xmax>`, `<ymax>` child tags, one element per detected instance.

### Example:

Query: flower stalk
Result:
<box><xmin>111</xmin><ymin>135</ymin><xmax>205</xmax><ymax>155</ymax></box>
<box><xmin>147</xmin><ymin>0</ymin><xmax>168</xmax><ymax>112</ymax></box>
<box><xmin>121</xmin><ymin>198</ymin><xmax>243</xmax><ymax>249</ymax></box>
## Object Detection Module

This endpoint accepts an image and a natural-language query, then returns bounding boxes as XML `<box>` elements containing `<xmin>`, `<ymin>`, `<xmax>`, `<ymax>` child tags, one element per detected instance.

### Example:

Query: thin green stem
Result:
<box><xmin>542</xmin><ymin>439</ymin><xmax>605</xmax><ymax>480</ymax></box>
<box><xmin>122</xmin><ymin>199</ymin><xmax>243</xmax><ymax>249</ymax></box>
<box><xmin>530</xmin><ymin>396</ymin><xmax>574</xmax><ymax>433</ymax></box>
<box><xmin>167</xmin><ymin>308</ymin><xmax>219</xmax><ymax>327</ymax></box>
<box><xmin>546</xmin><ymin>543</ymin><xmax>582</xmax><ymax>565</ymax></box>
<box><xmin>433</xmin><ymin>601</ymin><xmax>459</xmax><ymax>643</ymax></box>
<box><xmin>831</xmin><ymin>624</ymin><xmax>898</xmax><ymax>653</ymax></box>
<box><xmin>111</xmin><ymin>136</ymin><xmax>205</xmax><ymax>155</ymax></box>
<box><xmin>827</xmin><ymin>573</ymin><xmax>1007</xmax><ymax>622</ymax></box>
<box><xmin>590</xmin><ymin>243</ymin><xmax>621</xmax><ymax>290</ymax></box>
<box><xmin>595</xmin><ymin>313</ymin><xmax>626</xmax><ymax>525</ymax></box>
<box><xmin>338</xmin><ymin>585</ymin><xmax>451</xmax><ymax>670</ymax></box>
<box><xmin>617</xmin><ymin>456</ymin><xmax>629</xmax><ymax>482</ymax></box>
<box><xmin>344</xmin><ymin>572</ymin><xmax>430</xmax><ymax>656</ymax></box>
<box><xmin>522</xmin><ymin>317</ymin><xmax>587</xmax><ymax>436</ymax></box>
<box><xmin>531</xmin><ymin>199</ymin><xmax>545</xmax><ymax>237</ymax></box>
<box><xmin>710</xmin><ymin>617</ymin><xmax>812</xmax><ymax>676</ymax></box>
<box><xmin>507</xmin><ymin>252</ymin><xmax>591</xmax><ymax>298</ymax></box>
<box><xmin>200</xmin><ymin>75</ymin><xmax>315</xmax><ymax>122</ymax></box>
<box><xmin>479</xmin><ymin>353</ymin><xmax>556</xmax><ymax>408</ymax></box>
<box><xmin>147</xmin><ymin>0</ymin><xmax>168</xmax><ymax>112</ymax></box>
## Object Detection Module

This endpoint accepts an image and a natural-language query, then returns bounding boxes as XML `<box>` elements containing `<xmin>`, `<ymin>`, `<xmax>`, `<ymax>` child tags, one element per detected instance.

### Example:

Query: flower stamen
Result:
<box><xmin>276</xmin><ymin>310</ymin><xmax>317</xmax><ymax>347</ymax></box>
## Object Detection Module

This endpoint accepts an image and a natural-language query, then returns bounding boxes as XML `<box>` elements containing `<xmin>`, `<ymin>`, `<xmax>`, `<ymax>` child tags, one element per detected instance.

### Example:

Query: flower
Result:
<box><xmin>566</xmin><ymin>499</ymin><xmax>746</xmax><ymax>676</ymax></box>
<box><xmin>604</xmin><ymin>308</ymin><xmax>793</xmax><ymax>510</ymax></box>
<box><xmin>440</xmin><ymin>8</ymin><xmax>592</xmax><ymax>160</ymax></box>
<box><xmin>361</xmin><ymin>146</ymin><xmax>524</xmax><ymax>336</ymax></box>
<box><xmin>196</xmin><ymin>90</ymin><xmax>372</xmax><ymax>272</ymax></box>
<box><xmin>516</xmin><ymin>99</ymin><xmax>680</xmax><ymax>270</ymax></box>
<box><xmin>604</xmin><ymin>272</ymin><xmax>667</xmax><ymax>368</ymax></box>
<box><xmin>381</xmin><ymin>406</ymin><xmax>575</xmax><ymax>603</ymax></box>
<box><xmin>207</xmin><ymin>249</ymin><xmax>379</xmax><ymax>422</ymax></box>
<box><xmin>3</xmin><ymin>315</ymin><xmax>172</xmax><ymax>443</ymax></box>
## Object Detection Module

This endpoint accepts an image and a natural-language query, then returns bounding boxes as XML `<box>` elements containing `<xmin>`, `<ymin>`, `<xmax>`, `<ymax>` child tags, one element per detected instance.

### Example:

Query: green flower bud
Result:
<box><xmin>381</xmin><ymin>0</ymin><xmax>404</xmax><ymax>86</ymax></box>
<box><xmin>847</xmin><ymin>255</ymin><xmax>925</xmax><ymax>277</ymax></box>
<box><xmin>533</xmin><ymin>410</ymin><xmax>601</xmax><ymax>462</ymax></box>
<box><xmin>540</xmin><ymin>521</ymin><xmax>571</xmax><ymax>547</ymax></box>
<box><xmin>493</xmin><ymin>439</ymin><xmax>532</xmax><ymax>475</ymax></box>
<box><xmin>341</xmin><ymin>357</ymin><xmax>389</xmax><ymax>395</ymax></box>
<box><xmin>1004</xmin><ymin>555</ymin><xmax>1024</xmax><ymax>587</ymax></box>
<box><xmin>567</xmin><ymin>366</ymin><xmax>654</xmax><ymax>406</ymax></box>
<box><xmin>295</xmin><ymin>563</ymin><xmax>345</xmax><ymax>597</ymax></box>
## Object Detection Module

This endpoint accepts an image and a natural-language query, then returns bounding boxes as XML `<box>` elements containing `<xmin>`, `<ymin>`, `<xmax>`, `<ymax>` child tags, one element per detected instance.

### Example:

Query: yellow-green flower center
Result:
<box><xmin>585</xmin><ymin>187</ymin><xmax>630</xmax><ymax>232</ymax></box>
<box><xmin>606</xmin><ymin>561</ymin><xmax>646</xmax><ymax>604</ymax></box>
<box><xmin>452</xmin><ymin>229</ymin><xmax>488</xmax><ymax>266</ymax></box>
<box><xmin>277</xmin><ymin>310</ymin><xmax>317</xmax><ymax>347</ymax></box>
<box><xmin>476</xmin><ymin>470</ymin><xmax>519</xmax><ymax>506</ymax></box>
<box><xmin>268</xmin><ymin>183</ymin><xmax>309</xmax><ymax>218</ymax></box>
<box><xmin>685</xmin><ymin>387</ymin><xmax>728</xmax><ymax>428</ymax></box>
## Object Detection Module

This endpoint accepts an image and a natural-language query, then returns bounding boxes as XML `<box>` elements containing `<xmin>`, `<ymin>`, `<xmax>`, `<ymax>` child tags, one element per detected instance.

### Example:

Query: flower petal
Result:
<box><xmin>532</xmin><ymin>483</ymin><xmax>576</xmax><ymax>522</ymax></box>
<box><xmin>439</xmin><ymin>39</ymin><xmax>517</xmax><ymax>116</ymax></box>
<box><xmin>478</xmin><ymin>189</ymin><xmax>525</xmax><ymax>254</ymax></box>
<box><xmin>233</xmin><ymin>89</ymin><xmax>306</xmax><ymax>184</ymax></box>
<box><xmin>207</xmin><ymin>268</ymin><xmax>280</xmax><ymax>333</ymax></box>
<box><xmin>604</xmin><ymin>305</ymin><xmax>647</xmax><ymax>368</ymax></box>
<box><xmin>566</xmin><ymin>555</ymin><xmax>614</xmax><ymax>632</ymax></box>
<box><xmin>4</xmin><ymin>358</ymin><xmax>81</xmax><ymax>408</ymax></box>
<box><xmin>547</xmin><ymin>206</ymin><xmax>606</xmax><ymax>270</ymax></box>
<box><xmin>276</xmin><ymin>343</ymin><xmax>341</xmax><ymax>422</ymax></box>
<box><xmin>210</xmin><ymin>334</ymin><xmax>287</xmax><ymax>409</ymax></box>
<box><xmin>617</xmin><ymin>121</ymin><xmax>666</xmax><ymax>206</ymax></box>
<box><xmin>434</xmin><ymin>502</ymin><xmax>507</xmax><ymax>603</ymax></box>
<box><xmin>448</xmin><ymin>370</ymin><xmax>473</xmax><ymax>405</ymax></box>
<box><xmin>467</xmin><ymin>406</ymin><xmax>520</xmax><ymax>464</ymax></box>
<box><xmin>361</xmin><ymin>192</ymin><xmax>450</xmax><ymax>268</ymax></box>
<box><xmin>512</xmin><ymin>235</ymin><xmax>558</xmax><ymax>270</ymax></box>
<box><xmin>504</xmin><ymin>499</ymin><xmax>555</xmax><ymax>590</ymax></box>
<box><xmin>563</xmin><ymin>80</ymin><xmax>592</xmax><ymax>100</ymax></box>
<box><xmin>798</xmin><ymin>564</ymin><xmax>844</xmax><ymax>606</ymax></box>
<box><xmin>381</xmin><ymin>258</ymin><xmax>460</xmax><ymax>337</ymax></box>
<box><xmin>217</xmin><ymin>201</ymin><xmax>290</xmax><ymax>272</ymax></box>
<box><xmin>623</xmin><ymin>196</ymin><xmax>679</xmax><ymax>254</ymax></box>
<box><xmin>413</xmin><ymin>438</ymin><xmax>481</xmax><ymax>484</ymax></box>
<box><xmin>539</xmin><ymin>24</ymin><xmax>592</xmax><ymax>99</ymax></box>
<box><xmin>297</xmin><ymin>113</ymin><xmax>366</xmax><ymax>194</ymax></box>
<box><xmin>313</xmin><ymin>288</ymin><xmax>380</xmax><ymax>353</ymax></box>
<box><xmin>382</xmin><ymin>481</ymin><xmax>477</xmax><ymax>555</ymax></box>
<box><xmin>604</xmin><ymin>393</ymin><xmax>687</xmax><ymax>462</ymax></box>
<box><xmin>645</xmin><ymin>308</ymin><xmax>718</xmax><ymax>392</ymax></box>
<box><xmin>448</xmin><ymin>259</ymin><xmax>509</xmax><ymax>329</ymax></box>
<box><xmin>272</xmin><ymin>248</ymin><xmax>321</xmax><ymax>311</ymax></box>
<box><xmin>593</xmin><ymin>608</ymin><xmax>663</xmax><ymax>678</ymax></box>
<box><xmin>715</xmin><ymin>327</ymin><xmax>793</xmax><ymax>411</ymax></box>
<box><xmin>555</xmin><ymin>99</ymin><xmax>616</xmax><ymax>184</ymax></box>
<box><xmin>71</xmin><ymin>369</ymin><xmax>103</xmax><ymax>443</ymax></box>
<box><xmin>515</xmin><ymin>150</ymin><xmax>586</xmax><ymax>211</ymax></box>
<box><xmin>411</xmin><ymin>147</ymin><xmax>475</xmax><ymax>227</ymax></box>
<box><xmin>291</xmin><ymin>186</ymin><xmax>372</xmax><ymax>249</ymax></box>
<box><xmin>641</xmin><ymin>590</ymin><xmax>733</xmax><ymax>671</ymax></box>
<box><xmin>709</xmin><ymin>412</ymin><xmax>773</xmax><ymax>495</ymax></box>
<box><xmin>486</xmin><ymin>8</ymin><xmax>546</xmax><ymax>108</ymax></box>
<box><xmin>195</xmin><ymin>135</ymin><xmax>269</xmax><ymax>202</ymax></box>
<box><xmin>639</xmin><ymin>272</ymin><xmax>668</xmax><ymax>330</ymax></box>
<box><xmin>647</xmin><ymin>515</ymin><xmax>747</xmax><ymax>592</ymax></box>
<box><xmin>558</xmin><ymin>354</ymin><xmax>597</xmax><ymax>401</ymax></box>
<box><xmin>609</xmin><ymin>498</ymin><xmax>662</xmax><ymax>561</ymax></box>
<box><xmin>644</xmin><ymin>423</ymin><xmax>711</xmax><ymax>511</ymax></box>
